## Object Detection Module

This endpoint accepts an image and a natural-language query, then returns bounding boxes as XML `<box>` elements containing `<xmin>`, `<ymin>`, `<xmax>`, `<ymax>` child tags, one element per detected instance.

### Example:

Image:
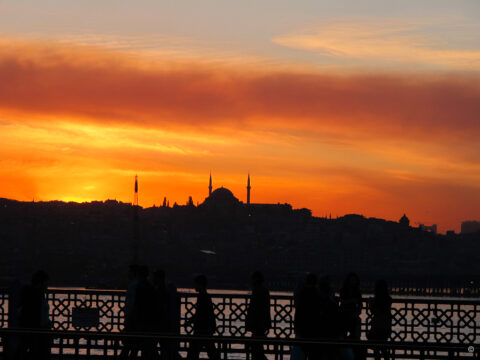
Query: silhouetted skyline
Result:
<box><xmin>1</xmin><ymin>1</ymin><xmax>480</xmax><ymax>233</ymax></box>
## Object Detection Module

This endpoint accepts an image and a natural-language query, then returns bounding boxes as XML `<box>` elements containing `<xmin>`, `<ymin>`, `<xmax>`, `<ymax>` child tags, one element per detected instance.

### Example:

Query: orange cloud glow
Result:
<box><xmin>1</xmin><ymin>38</ymin><xmax>479</xmax><ymax>232</ymax></box>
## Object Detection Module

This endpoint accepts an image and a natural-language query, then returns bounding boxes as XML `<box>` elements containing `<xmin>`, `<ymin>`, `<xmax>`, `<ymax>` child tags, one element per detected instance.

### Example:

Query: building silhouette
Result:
<box><xmin>1</xmin><ymin>172</ymin><xmax>479</xmax><ymax>290</ymax></box>
<box><xmin>461</xmin><ymin>220</ymin><xmax>480</xmax><ymax>234</ymax></box>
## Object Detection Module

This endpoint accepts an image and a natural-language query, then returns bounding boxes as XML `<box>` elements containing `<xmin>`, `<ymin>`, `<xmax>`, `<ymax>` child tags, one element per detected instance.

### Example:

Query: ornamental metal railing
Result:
<box><xmin>0</xmin><ymin>328</ymin><xmax>478</xmax><ymax>359</ymax></box>
<box><xmin>0</xmin><ymin>288</ymin><xmax>479</xmax><ymax>345</ymax></box>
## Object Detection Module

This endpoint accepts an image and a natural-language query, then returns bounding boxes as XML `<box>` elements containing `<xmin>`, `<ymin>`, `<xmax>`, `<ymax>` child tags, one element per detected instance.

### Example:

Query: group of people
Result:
<box><xmin>121</xmin><ymin>264</ymin><xmax>181</xmax><ymax>359</ymax></box>
<box><xmin>293</xmin><ymin>272</ymin><xmax>392</xmax><ymax>360</ymax></box>
<box><xmin>6</xmin><ymin>270</ymin><xmax>51</xmax><ymax>360</ymax></box>
<box><xmin>7</xmin><ymin>268</ymin><xmax>392</xmax><ymax>360</ymax></box>
<box><xmin>122</xmin><ymin>266</ymin><xmax>272</xmax><ymax>360</ymax></box>
<box><xmin>123</xmin><ymin>267</ymin><xmax>392</xmax><ymax>360</ymax></box>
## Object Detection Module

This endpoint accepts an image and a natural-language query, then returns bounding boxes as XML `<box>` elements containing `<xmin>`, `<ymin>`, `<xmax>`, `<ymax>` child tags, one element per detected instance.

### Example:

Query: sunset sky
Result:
<box><xmin>1</xmin><ymin>1</ymin><xmax>480</xmax><ymax>232</ymax></box>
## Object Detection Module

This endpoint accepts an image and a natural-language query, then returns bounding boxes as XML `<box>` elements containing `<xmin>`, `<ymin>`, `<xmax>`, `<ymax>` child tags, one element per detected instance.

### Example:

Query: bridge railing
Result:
<box><xmin>0</xmin><ymin>328</ymin><xmax>478</xmax><ymax>359</ymax></box>
<box><xmin>1</xmin><ymin>288</ymin><xmax>479</xmax><ymax>344</ymax></box>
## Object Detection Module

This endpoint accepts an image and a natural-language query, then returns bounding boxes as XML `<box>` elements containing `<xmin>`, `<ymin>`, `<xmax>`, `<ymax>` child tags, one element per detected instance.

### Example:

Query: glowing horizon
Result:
<box><xmin>1</xmin><ymin>1</ymin><xmax>480</xmax><ymax>233</ymax></box>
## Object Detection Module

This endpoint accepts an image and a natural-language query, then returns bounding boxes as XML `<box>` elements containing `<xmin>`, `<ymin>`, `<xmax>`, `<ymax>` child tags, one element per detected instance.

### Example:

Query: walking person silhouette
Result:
<box><xmin>186</xmin><ymin>275</ymin><xmax>219</xmax><ymax>360</ymax></box>
<box><xmin>121</xmin><ymin>264</ymin><xmax>139</xmax><ymax>359</ymax></box>
<box><xmin>367</xmin><ymin>280</ymin><xmax>392</xmax><ymax>360</ymax></box>
<box><xmin>246</xmin><ymin>271</ymin><xmax>271</xmax><ymax>360</ymax></box>
<box><xmin>294</xmin><ymin>273</ymin><xmax>321</xmax><ymax>360</ymax></box>
<box><xmin>132</xmin><ymin>265</ymin><xmax>159</xmax><ymax>359</ymax></box>
<box><xmin>153</xmin><ymin>269</ymin><xmax>178</xmax><ymax>360</ymax></box>
<box><xmin>339</xmin><ymin>273</ymin><xmax>364</xmax><ymax>360</ymax></box>
<box><xmin>17</xmin><ymin>270</ymin><xmax>52</xmax><ymax>360</ymax></box>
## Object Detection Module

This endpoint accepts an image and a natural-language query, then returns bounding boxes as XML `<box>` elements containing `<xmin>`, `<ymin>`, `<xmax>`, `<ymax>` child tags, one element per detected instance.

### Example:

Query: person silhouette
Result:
<box><xmin>294</xmin><ymin>273</ymin><xmax>320</xmax><ymax>360</ymax></box>
<box><xmin>367</xmin><ymin>280</ymin><xmax>392</xmax><ymax>360</ymax></box>
<box><xmin>317</xmin><ymin>276</ymin><xmax>342</xmax><ymax>360</ymax></box>
<box><xmin>18</xmin><ymin>270</ymin><xmax>51</xmax><ymax>360</ymax></box>
<box><xmin>186</xmin><ymin>275</ymin><xmax>219</xmax><ymax>360</ymax></box>
<box><xmin>339</xmin><ymin>273</ymin><xmax>364</xmax><ymax>360</ymax></box>
<box><xmin>132</xmin><ymin>265</ymin><xmax>159</xmax><ymax>359</ymax></box>
<box><xmin>5</xmin><ymin>279</ymin><xmax>21</xmax><ymax>360</ymax></box>
<box><xmin>246</xmin><ymin>271</ymin><xmax>271</xmax><ymax>360</ymax></box>
<box><xmin>166</xmin><ymin>281</ymin><xmax>182</xmax><ymax>360</ymax></box>
<box><xmin>339</xmin><ymin>273</ymin><xmax>362</xmax><ymax>339</ymax></box>
<box><xmin>153</xmin><ymin>269</ymin><xmax>169</xmax><ymax>333</ymax></box>
<box><xmin>153</xmin><ymin>269</ymin><xmax>177</xmax><ymax>360</ymax></box>
<box><xmin>121</xmin><ymin>264</ymin><xmax>139</xmax><ymax>359</ymax></box>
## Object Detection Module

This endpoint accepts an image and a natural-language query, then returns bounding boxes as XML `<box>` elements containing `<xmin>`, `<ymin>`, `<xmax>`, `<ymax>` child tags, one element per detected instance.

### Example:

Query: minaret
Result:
<box><xmin>132</xmin><ymin>174</ymin><xmax>139</xmax><ymax>264</ymax></box>
<box><xmin>133</xmin><ymin>175</ymin><xmax>139</xmax><ymax>206</ymax></box>
<box><xmin>209</xmin><ymin>172</ymin><xmax>213</xmax><ymax>196</ymax></box>
<box><xmin>247</xmin><ymin>173</ymin><xmax>251</xmax><ymax>205</ymax></box>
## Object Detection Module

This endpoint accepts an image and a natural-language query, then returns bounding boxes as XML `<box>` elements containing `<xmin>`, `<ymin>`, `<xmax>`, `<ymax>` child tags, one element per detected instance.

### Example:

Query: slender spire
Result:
<box><xmin>247</xmin><ymin>173</ymin><xmax>251</xmax><ymax>205</ymax></box>
<box><xmin>132</xmin><ymin>174</ymin><xmax>139</xmax><ymax>264</ymax></box>
<box><xmin>133</xmin><ymin>174</ymin><xmax>139</xmax><ymax>206</ymax></box>
<box><xmin>209</xmin><ymin>172</ymin><xmax>213</xmax><ymax>196</ymax></box>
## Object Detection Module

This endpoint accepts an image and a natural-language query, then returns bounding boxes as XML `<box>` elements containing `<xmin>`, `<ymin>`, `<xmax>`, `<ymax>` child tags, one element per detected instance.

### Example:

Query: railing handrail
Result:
<box><xmin>31</xmin><ymin>287</ymin><xmax>480</xmax><ymax>305</ymax></box>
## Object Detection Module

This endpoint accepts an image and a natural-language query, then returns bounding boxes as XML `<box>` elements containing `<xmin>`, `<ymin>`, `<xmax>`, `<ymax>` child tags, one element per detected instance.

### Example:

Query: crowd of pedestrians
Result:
<box><xmin>7</xmin><ymin>268</ymin><xmax>392</xmax><ymax>360</ymax></box>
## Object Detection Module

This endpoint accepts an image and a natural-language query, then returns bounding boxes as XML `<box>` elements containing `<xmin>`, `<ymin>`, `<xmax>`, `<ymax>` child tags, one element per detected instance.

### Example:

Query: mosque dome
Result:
<box><xmin>210</xmin><ymin>187</ymin><xmax>236</xmax><ymax>201</ymax></box>
<box><xmin>202</xmin><ymin>187</ymin><xmax>240</xmax><ymax>207</ymax></box>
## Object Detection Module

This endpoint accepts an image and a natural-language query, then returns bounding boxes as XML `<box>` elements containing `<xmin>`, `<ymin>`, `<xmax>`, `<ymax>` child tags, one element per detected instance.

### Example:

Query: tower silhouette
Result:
<box><xmin>132</xmin><ymin>175</ymin><xmax>139</xmax><ymax>263</ymax></box>
<box><xmin>209</xmin><ymin>172</ymin><xmax>213</xmax><ymax>197</ymax></box>
<box><xmin>133</xmin><ymin>175</ymin><xmax>139</xmax><ymax>206</ymax></box>
<box><xmin>247</xmin><ymin>173</ymin><xmax>251</xmax><ymax>205</ymax></box>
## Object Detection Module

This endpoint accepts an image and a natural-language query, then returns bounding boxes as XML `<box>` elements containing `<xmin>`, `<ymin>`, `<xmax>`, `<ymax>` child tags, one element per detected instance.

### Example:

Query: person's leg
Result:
<box><xmin>251</xmin><ymin>330</ymin><xmax>267</xmax><ymax>360</ymax></box>
<box><xmin>120</xmin><ymin>336</ymin><xmax>135</xmax><ymax>359</ymax></box>
<box><xmin>186</xmin><ymin>340</ymin><xmax>200</xmax><ymax>360</ymax></box>
<box><xmin>205</xmin><ymin>341</ymin><xmax>220</xmax><ymax>360</ymax></box>
<box><xmin>39</xmin><ymin>334</ymin><xmax>52</xmax><ymax>360</ymax></box>
<box><xmin>141</xmin><ymin>339</ymin><xmax>159</xmax><ymax>360</ymax></box>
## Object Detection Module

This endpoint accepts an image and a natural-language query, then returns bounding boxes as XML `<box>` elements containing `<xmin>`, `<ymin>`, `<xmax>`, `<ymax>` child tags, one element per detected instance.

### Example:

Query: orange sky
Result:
<box><xmin>1</xmin><ymin>38</ymin><xmax>480</xmax><ymax>232</ymax></box>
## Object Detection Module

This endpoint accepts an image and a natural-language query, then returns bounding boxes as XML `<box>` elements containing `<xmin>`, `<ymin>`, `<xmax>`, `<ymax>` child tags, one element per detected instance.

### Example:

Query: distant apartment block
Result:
<box><xmin>461</xmin><ymin>220</ymin><xmax>480</xmax><ymax>234</ymax></box>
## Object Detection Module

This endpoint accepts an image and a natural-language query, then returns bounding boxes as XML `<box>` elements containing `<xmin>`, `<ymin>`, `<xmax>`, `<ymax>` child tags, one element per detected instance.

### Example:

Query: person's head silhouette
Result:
<box><xmin>194</xmin><ymin>274</ymin><xmax>207</xmax><ymax>292</ymax></box>
<box><xmin>153</xmin><ymin>269</ymin><xmax>166</xmax><ymax>287</ymax></box>
<box><xmin>374</xmin><ymin>279</ymin><xmax>389</xmax><ymax>298</ymax></box>
<box><xmin>305</xmin><ymin>273</ymin><xmax>318</xmax><ymax>287</ymax></box>
<box><xmin>138</xmin><ymin>265</ymin><xmax>149</xmax><ymax>281</ymax></box>
<box><xmin>251</xmin><ymin>271</ymin><xmax>264</xmax><ymax>288</ymax></box>
<box><xmin>129</xmin><ymin>264</ymin><xmax>139</xmax><ymax>281</ymax></box>
<box><xmin>343</xmin><ymin>272</ymin><xmax>360</xmax><ymax>291</ymax></box>
<box><xmin>32</xmin><ymin>270</ymin><xmax>49</xmax><ymax>291</ymax></box>
<box><xmin>318</xmin><ymin>276</ymin><xmax>331</xmax><ymax>297</ymax></box>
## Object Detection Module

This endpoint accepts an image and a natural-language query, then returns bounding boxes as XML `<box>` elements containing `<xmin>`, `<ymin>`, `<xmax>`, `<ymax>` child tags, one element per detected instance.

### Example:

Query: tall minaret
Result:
<box><xmin>247</xmin><ymin>173</ymin><xmax>251</xmax><ymax>205</ymax></box>
<box><xmin>133</xmin><ymin>174</ymin><xmax>139</xmax><ymax>206</ymax></box>
<box><xmin>132</xmin><ymin>174</ymin><xmax>139</xmax><ymax>264</ymax></box>
<box><xmin>209</xmin><ymin>172</ymin><xmax>213</xmax><ymax>196</ymax></box>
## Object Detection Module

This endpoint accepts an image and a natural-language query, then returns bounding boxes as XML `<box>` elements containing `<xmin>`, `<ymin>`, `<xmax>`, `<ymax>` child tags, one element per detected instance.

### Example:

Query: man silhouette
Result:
<box><xmin>186</xmin><ymin>275</ymin><xmax>219</xmax><ymax>360</ymax></box>
<box><xmin>132</xmin><ymin>266</ymin><xmax>158</xmax><ymax>359</ymax></box>
<box><xmin>246</xmin><ymin>271</ymin><xmax>271</xmax><ymax>360</ymax></box>
<box><xmin>121</xmin><ymin>264</ymin><xmax>139</xmax><ymax>359</ymax></box>
<box><xmin>368</xmin><ymin>280</ymin><xmax>392</xmax><ymax>360</ymax></box>
<box><xmin>294</xmin><ymin>273</ymin><xmax>320</xmax><ymax>360</ymax></box>
<box><xmin>18</xmin><ymin>270</ymin><xmax>51</xmax><ymax>360</ymax></box>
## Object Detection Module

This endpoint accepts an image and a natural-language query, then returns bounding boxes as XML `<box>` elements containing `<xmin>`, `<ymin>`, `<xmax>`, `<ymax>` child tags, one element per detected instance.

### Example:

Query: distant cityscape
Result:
<box><xmin>1</xmin><ymin>174</ymin><xmax>479</xmax><ymax>291</ymax></box>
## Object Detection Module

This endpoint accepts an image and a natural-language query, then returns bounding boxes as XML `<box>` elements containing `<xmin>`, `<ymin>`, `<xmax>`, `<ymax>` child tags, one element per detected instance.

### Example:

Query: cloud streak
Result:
<box><xmin>1</xmin><ymin>37</ymin><xmax>480</xmax><ymax>232</ymax></box>
<box><xmin>1</xmin><ymin>38</ymin><xmax>480</xmax><ymax>141</ymax></box>
<box><xmin>272</xmin><ymin>19</ymin><xmax>480</xmax><ymax>70</ymax></box>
